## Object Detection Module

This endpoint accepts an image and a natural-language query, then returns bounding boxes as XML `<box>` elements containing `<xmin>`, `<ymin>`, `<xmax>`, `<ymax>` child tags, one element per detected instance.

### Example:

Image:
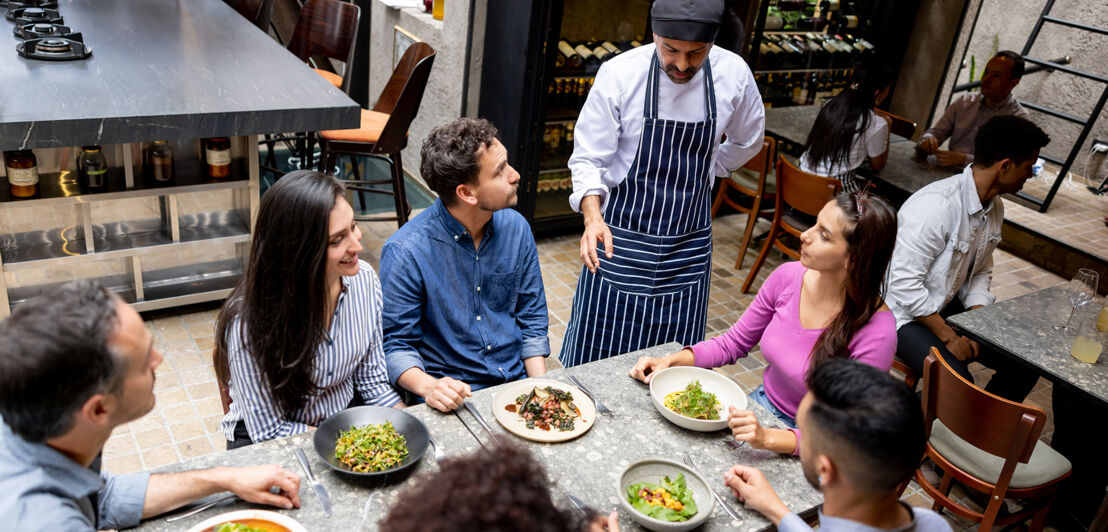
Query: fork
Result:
<box><xmin>567</xmin><ymin>374</ymin><xmax>613</xmax><ymax>415</ymax></box>
<box><xmin>681</xmin><ymin>453</ymin><xmax>744</xmax><ymax>523</ymax></box>
<box><xmin>165</xmin><ymin>493</ymin><xmax>237</xmax><ymax>522</ymax></box>
<box><xmin>724</xmin><ymin>438</ymin><xmax>747</xmax><ymax>450</ymax></box>
<box><xmin>358</xmin><ymin>493</ymin><xmax>376</xmax><ymax>531</ymax></box>
<box><xmin>428</xmin><ymin>434</ymin><xmax>446</xmax><ymax>461</ymax></box>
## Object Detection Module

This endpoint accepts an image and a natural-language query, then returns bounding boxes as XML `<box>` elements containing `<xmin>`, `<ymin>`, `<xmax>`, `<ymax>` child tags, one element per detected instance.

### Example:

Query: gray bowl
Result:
<box><xmin>312</xmin><ymin>406</ymin><xmax>429</xmax><ymax>477</ymax></box>
<box><xmin>616</xmin><ymin>458</ymin><xmax>715</xmax><ymax>531</ymax></box>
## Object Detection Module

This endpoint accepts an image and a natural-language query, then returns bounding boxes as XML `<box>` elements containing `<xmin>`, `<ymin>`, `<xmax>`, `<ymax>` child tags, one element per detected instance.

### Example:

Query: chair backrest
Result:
<box><xmin>774</xmin><ymin>155</ymin><xmax>841</xmax><ymax>217</ymax></box>
<box><xmin>288</xmin><ymin>0</ymin><xmax>360</xmax><ymax>75</ymax></box>
<box><xmin>371</xmin><ymin>43</ymin><xmax>436</xmax><ymax>154</ymax></box>
<box><xmin>742</xmin><ymin>136</ymin><xmax>776</xmax><ymax>180</ymax></box>
<box><xmin>227</xmin><ymin>0</ymin><xmax>275</xmax><ymax>32</ymax></box>
<box><xmin>921</xmin><ymin>348</ymin><xmax>1044</xmax><ymax>465</ymax></box>
<box><xmin>875</xmin><ymin>108</ymin><xmax>917</xmax><ymax>140</ymax></box>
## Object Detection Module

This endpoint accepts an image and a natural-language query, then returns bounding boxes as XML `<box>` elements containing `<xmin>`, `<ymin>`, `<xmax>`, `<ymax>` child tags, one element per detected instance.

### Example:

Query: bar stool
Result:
<box><xmin>317</xmin><ymin>42</ymin><xmax>436</xmax><ymax>227</ymax></box>
<box><xmin>226</xmin><ymin>0</ymin><xmax>275</xmax><ymax>33</ymax></box>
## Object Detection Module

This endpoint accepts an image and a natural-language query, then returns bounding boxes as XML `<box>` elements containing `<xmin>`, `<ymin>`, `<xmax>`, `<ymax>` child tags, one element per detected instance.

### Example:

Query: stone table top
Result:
<box><xmin>131</xmin><ymin>343</ymin><xmax>821</xmax><ymax>532</ymax></box>
<box><xmin>948</xmin><ymin>286</ymin><xmax>1108</xmax><ymax>406</ymax></box>
<box><xmin>0</xmin><ymin>0</ymin><xmax>360</xmax><ymax>151</ymax></box>
<box><xmin>763</xmin><ymin>105</ymin><xmax>912</xmax><ymax>148</ymax></box>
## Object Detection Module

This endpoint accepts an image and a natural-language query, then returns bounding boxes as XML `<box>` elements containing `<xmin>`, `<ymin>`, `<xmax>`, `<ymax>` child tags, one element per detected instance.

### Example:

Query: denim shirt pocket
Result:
<box><xmin>484</xmin><ymin>269</ymin><xmax>522</xmax><ymax>313</ymax></box>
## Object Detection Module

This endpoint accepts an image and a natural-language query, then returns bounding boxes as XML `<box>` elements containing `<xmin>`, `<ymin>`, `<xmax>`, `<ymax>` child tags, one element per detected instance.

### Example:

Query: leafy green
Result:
<box><xmin>334</xmin><ymin>422</ymin><xmax>408</xmax><ymax>472</ymax></box>
<box><xmin>214</xmin><ymin>523</ymin><xmax>267</xmax><ymax>532</ymax></box>
<box><xmin>626</xmin><ymin>474</ymin><xmax>698</xmax><ymax>522</ymax></box>
<box><xmin>664</xmin><ymin>380</ymin><xmax>722</xmax><ymax>420</ymax></box>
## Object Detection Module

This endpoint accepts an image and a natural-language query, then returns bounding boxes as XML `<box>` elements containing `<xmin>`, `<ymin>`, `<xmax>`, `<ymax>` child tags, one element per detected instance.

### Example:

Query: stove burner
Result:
<box><xmin>13</xmin><ymin>21</ymin><xmax>71</xmax><ymax>39</ymax></box>
<box><xmin>17</xmin><ymin>33</ymin><xmax>92</xmax><ymax>61</ymax></box>
<box><xmin>6</xmin><ymin>5</ymin><xmax>61</xmax><ymax>24</ymax></box>
<box><xmin>0</xmin><ymin>0</ymin><xmax>58</xmax><ymax>9</ymax></box>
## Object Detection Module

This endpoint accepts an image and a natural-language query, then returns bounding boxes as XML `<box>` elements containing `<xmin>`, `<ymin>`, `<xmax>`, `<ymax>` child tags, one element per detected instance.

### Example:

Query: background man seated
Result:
<box><xmin>917</xmin><ymin>51</ymin><xmax>1030</xmax><ymax>167</ymax></box>
<box><xmin>381</xmin><ymin>118</ymin><xmax>549</xmax><ymax>412</ymax></box>
<box><xmin>725</xmin><ymin>359</ymin><xmax>951</xmax><ymax>531</ymax></box>
<box><xmin>0</xmin><ymin>281</ymin><xmax>301</xmax><ymax>530</ymax></box>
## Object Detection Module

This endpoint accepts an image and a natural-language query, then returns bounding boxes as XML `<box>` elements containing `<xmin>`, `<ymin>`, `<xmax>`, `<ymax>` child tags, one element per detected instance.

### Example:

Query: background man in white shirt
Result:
<box><xmin>887</xmin><ymin>115</ymin><xmax>1049</xmax><ymax>402</ymax></box>
<box><xmin>560</xmin><ymin>0</ymin><xmax>764</xmax><ymax>367</ymax></box>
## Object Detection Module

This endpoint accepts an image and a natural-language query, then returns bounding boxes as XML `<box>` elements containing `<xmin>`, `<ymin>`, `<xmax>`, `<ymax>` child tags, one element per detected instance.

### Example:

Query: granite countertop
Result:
<box><xmin>763</xmin><ymin>105</ymin><xmax>912</xmax><ymax>148</ymax></box>
<box><xmin>131</xmin><ymin>343</ymin><xmax>821</xmax><ymax>532</ymax></box>
<box><xmin>948</xmin><ymin>286</ymin><xmax>1108</xmax><ymax>406</ymax></box>
<box><xmin>0</xmin><ymin>0</ymin><xmax>360</xmax><ymax>151</ymax></box>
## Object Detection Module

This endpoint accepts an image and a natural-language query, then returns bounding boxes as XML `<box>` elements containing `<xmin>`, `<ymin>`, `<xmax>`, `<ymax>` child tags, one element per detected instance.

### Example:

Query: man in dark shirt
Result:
<box><xmin>381</xmin><ymin>118</ymin><xmax>550</xmax><ymax>412</ymax></box>
<box><xmin>0</xmin><ymin>281</ymin><xmax>301</xmax><ymax>530</ymax></box>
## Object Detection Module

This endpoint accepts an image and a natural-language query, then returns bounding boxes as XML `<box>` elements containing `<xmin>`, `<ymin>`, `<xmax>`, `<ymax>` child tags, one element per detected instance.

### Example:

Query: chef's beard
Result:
<box><xmin>661</xmin><ymin>62</ymin><xmax>698</xmax><ymax>84</ymax></box>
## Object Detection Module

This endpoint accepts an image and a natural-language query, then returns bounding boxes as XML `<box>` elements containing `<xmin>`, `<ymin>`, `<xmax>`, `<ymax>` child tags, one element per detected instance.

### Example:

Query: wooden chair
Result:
<box><xmin>226</xmin><ymin>0</ymin><xmax>275</xmax><ymax>33</ymax></box>
<box><xmin>740</xmin><ymin>156</ymin><xmax>840</xmax><ymax>293</ymax></box>
<box><xmin>711</xmin><ymin>137</ymin><xmax>776</xmax><ymax>270</ymax></box>
<box><xmin>317</xmin><ymin>42</ymin><xmax>436</xmax><ymax>227</ymax></box>
<box><xmin>910</xmin><ymin>348</ymin><xmax>1071</xmax><ymax>531</ymax></box>
<box><xmin>288</xmin><ymin>0</ymin><xmax>359</xmax><ymax>92</ymax></box>
<box><xmin>875</xmin><ymin>108</ymin><xmax>917</xmax><ymax>140</ymax></box>
<box><xmin>891</xmin><ymin>358</ymin><xmax>918</xmax><ymax>389</ymax></box>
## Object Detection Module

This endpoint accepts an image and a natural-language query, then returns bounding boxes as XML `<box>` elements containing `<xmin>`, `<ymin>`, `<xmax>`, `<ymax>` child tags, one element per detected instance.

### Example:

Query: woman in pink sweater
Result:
<box><xmin>630</xmin><ymin>191</ymin><xmax>898</xmax><ymax>455</ymax></box>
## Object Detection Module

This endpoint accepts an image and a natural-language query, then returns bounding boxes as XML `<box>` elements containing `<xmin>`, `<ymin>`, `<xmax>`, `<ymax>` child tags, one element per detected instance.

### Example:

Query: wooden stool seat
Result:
<box><xmin>320</xmin><ymin>109</ymin><xmax>390</xmax><ymax>143</ymax></box>
<box><xmin>313</xmin><ymin>68</ymin><xmax>343</xmax><ymax>88</ymax></box>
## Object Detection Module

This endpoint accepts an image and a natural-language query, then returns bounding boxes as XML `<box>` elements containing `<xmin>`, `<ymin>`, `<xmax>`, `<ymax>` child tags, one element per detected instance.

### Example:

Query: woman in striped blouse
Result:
<box><xmin>216</xmin><ymin>170</ymin><xmax>404</xmax><ymax>449</ymax></box>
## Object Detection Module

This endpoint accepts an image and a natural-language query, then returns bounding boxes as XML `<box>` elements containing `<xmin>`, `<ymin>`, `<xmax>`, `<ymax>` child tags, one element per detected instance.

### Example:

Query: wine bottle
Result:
<box><xmin>558</xmin><ymin>39</ymin><xmax>582</xmax><ymax>68</ymax></box>
<box><xmin>765</xmin><ymin>14</ymin><xmax>785</xmax><ymax>30</ymax></box>
<box><xmin>573</xmin><ymin>42</ymin><xmax>595</xmax><ymax>63</ymax></box>
<box><xmin>600</xmin><ymin>41</ymin><xmax>621</xmax><ymax>56</ymax></box>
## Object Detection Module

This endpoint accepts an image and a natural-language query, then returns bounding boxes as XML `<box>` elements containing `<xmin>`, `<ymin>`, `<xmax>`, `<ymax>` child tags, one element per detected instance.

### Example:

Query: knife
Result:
<box><xmin>294</xmin><ymin>448</ymin><xmax>332</xmax><ymax>517</ymax></box>
<box><xmin>564</xmin><ymin>491</ymin><xmax>599</xmax><ymax>520</ymax></box>
<box><xmin>462</xmin><ymin>401</ymin><xmax>495</xmax><ymax>435</ymax></box>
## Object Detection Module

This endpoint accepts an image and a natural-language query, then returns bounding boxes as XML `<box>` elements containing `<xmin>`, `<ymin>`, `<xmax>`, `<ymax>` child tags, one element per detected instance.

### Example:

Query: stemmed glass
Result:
<box><xmin>1055</xmin><ymin>268</ymin><xmax>1099</xmax><ymax>332</ymax></box>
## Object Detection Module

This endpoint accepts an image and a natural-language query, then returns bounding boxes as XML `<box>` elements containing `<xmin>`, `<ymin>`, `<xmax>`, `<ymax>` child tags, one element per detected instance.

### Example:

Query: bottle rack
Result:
<box><xmin>0</xmin><ymin>136</ymin><xmax>259</xmax><ymax>317</ymax></box>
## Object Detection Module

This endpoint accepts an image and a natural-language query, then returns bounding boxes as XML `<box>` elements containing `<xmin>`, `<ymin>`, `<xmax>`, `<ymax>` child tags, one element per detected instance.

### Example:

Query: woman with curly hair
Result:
<box><xmin>381</xmin><ymin>437</ymin><xmax>618</xmax><ymax>531</ymax></box>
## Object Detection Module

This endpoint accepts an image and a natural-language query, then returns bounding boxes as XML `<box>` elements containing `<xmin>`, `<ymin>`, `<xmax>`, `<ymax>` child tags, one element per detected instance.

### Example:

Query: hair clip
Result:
<box><xmin>852</xmin><ymin>182</ymin><xmax>874</xmax><ymax>220</ymax></box>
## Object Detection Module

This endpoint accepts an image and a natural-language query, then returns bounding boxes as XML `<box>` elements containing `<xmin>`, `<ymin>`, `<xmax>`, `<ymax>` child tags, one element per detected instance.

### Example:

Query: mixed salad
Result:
<box><xmin>334</xmin><ymin>421</ymin><xmax>409</xmax><ymax>473</ymax></box>
<box><xmin>507</xmin><ymin>386</ymin><xmax>581</xmax><ymax>431</ymax></box>
<box><xmin>663</xmin><ymin>380</ymin><xmax>722</xmax><ymax>420</ymax></box>
<box><xmin>626</xmin><ymin>474</ymin><xmax>699</xmax><ymax>522</ymax></box>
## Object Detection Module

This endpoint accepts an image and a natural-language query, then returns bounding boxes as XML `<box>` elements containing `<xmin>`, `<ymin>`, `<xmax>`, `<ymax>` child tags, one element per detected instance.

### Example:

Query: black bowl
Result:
<box><xmin>312</xmin><ymin>406</ymin><xmax>430</xmax><ymax>477</ymax></box>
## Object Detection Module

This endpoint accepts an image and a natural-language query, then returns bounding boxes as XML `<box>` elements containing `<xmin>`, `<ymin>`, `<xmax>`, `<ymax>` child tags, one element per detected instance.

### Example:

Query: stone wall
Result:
<box><xmin>367</xmin><ymin>0</ymin><xmax>486</xmax><ymax>186</ymax></box>
<box><xmin>935</xmin><ymin>0</ymin><xmax>1108</xmax><ymax>183</ymax></box>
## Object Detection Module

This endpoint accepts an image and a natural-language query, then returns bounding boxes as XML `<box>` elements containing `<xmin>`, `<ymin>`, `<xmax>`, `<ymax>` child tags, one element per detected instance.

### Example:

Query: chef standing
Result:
<box><xmin>561</xmin><ymin>0</ymin><xmax>764</xmax><ymax>367</ymax></box>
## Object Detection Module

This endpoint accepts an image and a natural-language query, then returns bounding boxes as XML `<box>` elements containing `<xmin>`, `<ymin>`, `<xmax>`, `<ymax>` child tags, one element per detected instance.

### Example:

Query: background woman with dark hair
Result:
<box><xmin>799</xmin><ymin>64</ymin><xmax>893</xmax><ymax>192</ymax></box>
<box><xmin>630</xmin><ymin>192</ymin><xmax>898</xmax><ymax>455</ymax></box>
<box><xmin>216</xmin><ymin>170</ymin><xmax>403</xmax><ymax>449</ymax></box>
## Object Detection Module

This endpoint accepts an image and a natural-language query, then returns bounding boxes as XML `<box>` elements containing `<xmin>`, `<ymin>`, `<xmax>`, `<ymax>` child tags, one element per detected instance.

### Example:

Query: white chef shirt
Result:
<box><xmin>568</xmin><ymin>43</ymin><xmax>765</xmax><ymax>213</ymax></box>
<box><xmin>885</xmin><ymin>166</ymin><xmax>1003</xmax><ymax>329</ymax></box>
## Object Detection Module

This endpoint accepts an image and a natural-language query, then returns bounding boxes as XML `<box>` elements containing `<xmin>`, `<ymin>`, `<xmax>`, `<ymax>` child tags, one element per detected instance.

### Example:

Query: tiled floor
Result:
<box><xmin>1012</xmin><ymin>167</ymin><xmax>1108</xmax><ymax>261</ymax></box>
<box><xmin>104</xmin><ymin>208</ymin><xmax>1066</xmax><ymax>531</ymax></box>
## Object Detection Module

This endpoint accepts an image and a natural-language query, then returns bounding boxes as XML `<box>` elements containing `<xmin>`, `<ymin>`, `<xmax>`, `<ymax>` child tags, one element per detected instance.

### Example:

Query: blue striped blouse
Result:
<box><xmin>221</xmin><ymin>260</ymin><xmax>402</xmax><ymax>443</ymax></box>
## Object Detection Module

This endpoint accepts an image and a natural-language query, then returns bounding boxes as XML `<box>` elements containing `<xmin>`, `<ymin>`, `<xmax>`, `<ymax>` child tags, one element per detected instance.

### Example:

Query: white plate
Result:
<box><xmin>491</xmin><ymin>378</ymin><xmax>596</xmax><ymax>442</ymax></box>
<box><xmin>185</xmin><ymin>509</ymin><xmax>308</xmax><ymax>532</ymax></box>
<box><xmin>648</xmin><ymin>366</ymin><xmax>748</xmax><ymax>432</ymax></box>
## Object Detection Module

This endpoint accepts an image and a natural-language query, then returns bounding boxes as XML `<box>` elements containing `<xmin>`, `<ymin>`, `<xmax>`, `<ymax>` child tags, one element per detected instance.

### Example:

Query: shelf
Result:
<box><xmin>0</xmin><ymin>158</ymin><xmax>251</xmax><ymax>209</ymax></box>
<box><xmin>756</xmin><ymin>67</ymin><xmax>847</xmax><ymax>74</ymax></box>
<box><xmin>0</xmin><ymin>212</ymin><xmax>250</xmax><ymax>270</ymax></box>
<box><xmin>545</xmin><ymin>108</ymin><xmax>581</xmax><ymax>122</ymax></box>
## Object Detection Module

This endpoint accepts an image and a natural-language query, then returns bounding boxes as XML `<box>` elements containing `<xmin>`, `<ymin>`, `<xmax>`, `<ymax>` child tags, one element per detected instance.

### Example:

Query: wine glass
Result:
<box><xmin>1055</xmin><ymin>268</ymin><xmax>1100</xmax><ymax>332</ymax></box>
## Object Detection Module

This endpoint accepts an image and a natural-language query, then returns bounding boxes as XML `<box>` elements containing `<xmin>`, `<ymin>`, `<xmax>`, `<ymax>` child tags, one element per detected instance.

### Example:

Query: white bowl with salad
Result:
<box><xmin>648</xmin><ymin>366</ymin><xmax>747</xmax><ymax>432</ymax></box>
<box><xmin>617</xmin><ymin>458</ymin><xmax>714</xmax><ymax>531</ymax></box>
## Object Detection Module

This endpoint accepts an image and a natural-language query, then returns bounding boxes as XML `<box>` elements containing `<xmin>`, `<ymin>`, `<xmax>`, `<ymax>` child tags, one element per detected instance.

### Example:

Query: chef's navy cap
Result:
<box><xmin>651</xmin><ymin>0</ymin><xmax>724</xmax><ymax>43</ymax></box>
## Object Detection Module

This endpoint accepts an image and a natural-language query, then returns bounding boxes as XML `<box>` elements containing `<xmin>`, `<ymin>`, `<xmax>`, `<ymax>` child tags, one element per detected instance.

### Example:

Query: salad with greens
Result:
<box><xmin>334</xmin><ymin>421</ymin><xmax>408</xmax><ymax>473</ymax></box>
<box><xmin>663</xmin><ymin>380</ymin><xmax>722</xmax><ymax>420</ymax></box>
<box><xmin>626</xmin><ymin>474</ymin><xmax>699</xmax><ymax>522</ymax></box>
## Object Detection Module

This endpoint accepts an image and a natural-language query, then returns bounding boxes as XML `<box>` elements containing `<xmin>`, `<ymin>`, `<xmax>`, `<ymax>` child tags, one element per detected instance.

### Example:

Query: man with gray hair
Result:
<box><xmin>0</xmin><ymin>281</ymin><xmax>302</xmax><ymax>530</ymax></box>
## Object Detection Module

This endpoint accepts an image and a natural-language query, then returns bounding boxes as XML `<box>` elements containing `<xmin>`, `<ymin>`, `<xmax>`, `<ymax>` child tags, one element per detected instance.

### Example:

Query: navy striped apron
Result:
<box><xmin>560</xmin><ymin>55</ymin><xmax>716</xmax><ymax>367</ymax></box>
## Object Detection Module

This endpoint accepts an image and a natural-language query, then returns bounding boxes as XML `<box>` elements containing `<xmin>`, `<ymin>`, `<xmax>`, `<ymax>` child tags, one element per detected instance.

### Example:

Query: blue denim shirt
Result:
<box><xmin>381</xmin><ymin>199</ymin><xmax>549</xmax><ymax>391</ymax></box>
<box><xmin>0</xmin><ymin>422</ymin><xmax>150</xmax><ymax>531</ymax></box>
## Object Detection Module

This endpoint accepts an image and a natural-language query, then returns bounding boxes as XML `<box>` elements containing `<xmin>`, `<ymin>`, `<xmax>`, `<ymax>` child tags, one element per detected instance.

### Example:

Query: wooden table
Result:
<box><xmin>132</xmin><ymin>343</ymin><xmax>821</xmax><ymax>531</ymax></box>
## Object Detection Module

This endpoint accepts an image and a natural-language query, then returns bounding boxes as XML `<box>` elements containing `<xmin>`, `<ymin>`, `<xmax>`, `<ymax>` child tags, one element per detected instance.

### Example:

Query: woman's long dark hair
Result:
<box><xmin>214</xmin><ymin>170</ymin><xmax>346</xmax><ymax>417</ymax></box>
<box><xmin>803</xmin><ymin>63</ymin><xmax>892</xmax><ymax>175</ymax></box>
<box><xmin>808</xmin><ymin>191</ymin><xmax>898</xmax><ymax>370</ymax></box>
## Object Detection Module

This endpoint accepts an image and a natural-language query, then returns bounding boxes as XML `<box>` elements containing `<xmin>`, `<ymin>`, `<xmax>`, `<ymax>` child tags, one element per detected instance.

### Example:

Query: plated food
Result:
<box><xmin>334</xmin><ymin>421</ymin><xmax>409</xmax><ymax>473</ymax></box>
<box><xmin>648</xmin><ymin>366</ymin><xmax>747</xmax><ymax>432</ymax></box>
<box><xmin>186</xmin><ymin>510</ymin><xmax>307</xmax><ymax>532</ymax></box>
<box><xmin>213</xmin><ymin>522</ymin><xmax>290</xmax><ymax>532</ymax></box>
<box><xmin>626</xmin><ymin>474</ymin><xmax>699</xmax><ymax>522</ymax></box>
<box><xmin>491</xmin><ymin>378</ymin><xmax>597</xmax><ymax>443</ymax></box>
<box><xmin>506</xmin><ymin>386</ymin><xmax>581</xmax><ymax>431</ymax></box>
<box><xmin>663</xmin><ymin>380</ymin><xmax>722</xmax><ymax>421</ymax></box>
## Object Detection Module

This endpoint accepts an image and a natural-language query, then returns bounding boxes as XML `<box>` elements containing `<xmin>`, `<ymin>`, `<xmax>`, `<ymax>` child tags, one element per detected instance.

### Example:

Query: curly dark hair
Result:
<box><xmin>380</xmin><ymin>437</ymin><xmax>587</xmax><ymax>532</ymax></box>
<box><xmin>420</xmin><ymin>117</ymin><xmax>500</xmax><ymax>205</ymax></box>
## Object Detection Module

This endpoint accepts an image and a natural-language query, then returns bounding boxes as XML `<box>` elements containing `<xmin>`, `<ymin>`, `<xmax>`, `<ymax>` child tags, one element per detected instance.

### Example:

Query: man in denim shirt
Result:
<box><xmin>0</xmin><ymin>281</ymin><xmax>301</xmax><ymax>530</ymax></box>
<box><xmin>887</xmin><ymin>115</ymin><xmax>1048</xmax><ymax>402</ymax></box>
<box><xmin>381</xmin><ymin>118</ymin><xmax>549</xmax><ymax>412</ymax></box>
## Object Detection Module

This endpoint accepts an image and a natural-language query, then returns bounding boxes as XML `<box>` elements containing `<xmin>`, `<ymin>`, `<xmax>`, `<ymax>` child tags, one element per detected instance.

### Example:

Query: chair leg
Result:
<box><xmin>1028</xmin><ymin>499</ymin><xmax>1053</xmax><ymax>532</ymax></box>
<box><xmin>348</xmin><ymin>155</ymin><xmax>370</xmax><ymax>213</ymax></box>
<box><xmin>736</xmin><ymin>193</ymin><xmax>763</xmax><ymax>271</ymax></box>
<box><xmin>711</xmin><ymin>180</ymin><xmax>729</xmax><ymax>218</ymax></box>
<box><xmin>390</xmin><ymin>151</ymin><xmax>410</xmax><ymax>227</ymax></box>
<box><xmin>741</xmin><ymin>224</ymin><xmax>776</xmax><ymax>293</ymax></box>
<box><xmin>980</xmin><ymin>493</ymin><xmax>1006</xmax><ymax>532</ymax></box>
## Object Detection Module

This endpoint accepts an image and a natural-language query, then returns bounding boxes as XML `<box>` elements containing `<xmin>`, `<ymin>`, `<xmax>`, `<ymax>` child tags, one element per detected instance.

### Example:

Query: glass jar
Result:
<box><xmin>77</xmin><ymin>145</ymin><xmax>108</xmax><ymax>192</ymax></box>
<box><xmin>4</xmin><ymin>149</ymin><xmax>39</xmax><ymax>198</ymax></box>
<box><xmin>432</xmin><ymin>0</ymin><xmax>443</xmax><ymax>20</ymax></box>
<box><xmin>204</xmin><ymin>137</ymin><xmax>231</xmax><ymax>180</ymax></box>
<box><xmin>143</xmin><ymin>141</ymin><xmax>175</xmax><ymax>183</ymax></box>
